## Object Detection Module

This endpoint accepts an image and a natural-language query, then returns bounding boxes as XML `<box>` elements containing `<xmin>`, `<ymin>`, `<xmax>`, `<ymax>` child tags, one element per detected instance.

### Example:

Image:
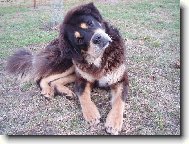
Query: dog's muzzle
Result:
<box><xmin>92</xmin><ymin>29</ymin><xmax>112</xmax><ymax>49</ymax></box>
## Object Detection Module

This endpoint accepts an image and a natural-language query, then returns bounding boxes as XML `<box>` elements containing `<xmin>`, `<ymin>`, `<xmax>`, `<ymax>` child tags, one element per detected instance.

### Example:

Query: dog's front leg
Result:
<box><xmin>75</xmin><ymin>78</ymin><xmax>100</xmax><ymax>126</ymax></box>
<box><xmin>105</xmin><ymin>79</ymin><xmax>129</xmax><ymax>135</ymax></box>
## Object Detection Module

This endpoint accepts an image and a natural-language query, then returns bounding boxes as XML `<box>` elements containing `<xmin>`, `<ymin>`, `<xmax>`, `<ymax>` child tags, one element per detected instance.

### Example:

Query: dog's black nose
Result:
<box><xmin>92</xmin><ymin>34</ymin><xmax>102</xmax><ymax>44</ymax></box>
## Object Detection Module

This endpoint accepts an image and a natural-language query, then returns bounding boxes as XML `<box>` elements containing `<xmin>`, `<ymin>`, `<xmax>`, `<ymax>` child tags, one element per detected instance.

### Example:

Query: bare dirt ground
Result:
<box><xmin>0</xmin><ymin>0</ymin><xmax>180</xmax><ymax>135</ymax></box>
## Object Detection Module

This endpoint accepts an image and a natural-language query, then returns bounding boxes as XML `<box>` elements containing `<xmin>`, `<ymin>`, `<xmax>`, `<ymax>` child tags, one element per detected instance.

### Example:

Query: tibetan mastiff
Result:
<box><xmin>6</xmin><ymin>3</ymin><xmax>129</xmax><ymax>135</ymax></box>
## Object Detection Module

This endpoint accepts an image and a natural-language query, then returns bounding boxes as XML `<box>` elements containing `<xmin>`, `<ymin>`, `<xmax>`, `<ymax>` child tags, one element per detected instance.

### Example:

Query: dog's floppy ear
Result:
<box><xmin>59</xmin><ymin>24</ymin><xmax>72</xmax><ymax>59</ymax></box>
<box><xmin>59</xmin><ymin>23</ymin><xmax>83</xmax><ymax>61</ymax></box>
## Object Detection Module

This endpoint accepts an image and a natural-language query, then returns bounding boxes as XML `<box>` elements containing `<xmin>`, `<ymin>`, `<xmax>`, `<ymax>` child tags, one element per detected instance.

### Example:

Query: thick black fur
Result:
<box><xmin>6</xmin><ymin>3</ymin><xmax>105</xmax><ymax>87</ymax></box>
<box><xmin>6</xmin><ymin>2</ymin><xmax>124</xmax><ymax>82</ymax></box>
<box><xmin>59</xmin><ymin>3</ymin><xmax>105</xmax><ymax>62</ymax></box>
<box><xmin>6</xmin><ymin>38</ymin><xmax>73</xmax><ymax>82</ymax></box>
<box><xmin>6</xmin><ymin>49</ymin><xmax>33</xmax><ymax>77</ymax></box>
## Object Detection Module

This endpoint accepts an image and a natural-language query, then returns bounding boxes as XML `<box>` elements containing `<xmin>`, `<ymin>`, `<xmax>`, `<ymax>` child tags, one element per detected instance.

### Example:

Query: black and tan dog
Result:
<box><xmin>6</xmin><ymin>3</ymin><xmax>129</xmax><ymax>135</ymax></box>
<box><xmin>6</xmin><ymin>38</ymin><xmax>76</xmax><ymax>99</ymax></box>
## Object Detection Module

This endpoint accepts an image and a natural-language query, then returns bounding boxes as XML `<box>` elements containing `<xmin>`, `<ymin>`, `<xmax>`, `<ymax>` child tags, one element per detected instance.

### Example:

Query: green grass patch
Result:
<box><xmin>20</xmin><ymin>82</ymin><xmax>33</xmax><ymax>92</ymax></box>
<box><xmin>0</xmin><ymin>6</ymin><xmax>28</xmax><ymax>15</ymax></box>
<box><xmin>0</xmin><ymin>6</ymin><xmax>58</xmax><ymax>58</ymax></box>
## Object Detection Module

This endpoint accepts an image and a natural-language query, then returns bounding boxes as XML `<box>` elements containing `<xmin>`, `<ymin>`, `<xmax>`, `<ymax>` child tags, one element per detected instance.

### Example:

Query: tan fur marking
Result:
<box><xmin>99</xmin><ymin>64</ymin><xmax>126</xmax><ymax>86</ymax></box>
<box><xmin>79</xmin><ymin>82</ymin><xmax>100</xmax><ymax>126</ymax></box>
<box><xmin>40</xmin><ymin>66</ymin><xmax>75</xmax><ymax>98</ymax></box>
<box><xmin>40</xmin><ymin>81</ymin><xmax>54</xmax><ymax>98</ymax></box>
<box><xmin>105</xmin><ymin>83</ymin><xmax>125</xmax><ymax>135</ymax></box>
<box><xmin>80</xmin><ymin>23</ymin><xmax>88</xmax><ymax>29</ymax></box>
<box><xmin>74</xmin><ymin>31</ymin><xmax>81</xmax><ymax>38</ymax></box>
<box><xmin>40</xmin><ymin>65</ymin><xmax>74</xmax><ymax>85</ymax></box>
<box><xmin>51</xmin><ymin>74</ymin><xmax>76</xmax><ymax>97</ymax></box>
<box><xmin>75</xmin><ymin>66</ymin><xmax>95</xmax><ymax>82</ymax></box>
<box><xmin>74</xmin><ymin>63</ymin><xmax>126</xmax><ymax>86</ymax></box>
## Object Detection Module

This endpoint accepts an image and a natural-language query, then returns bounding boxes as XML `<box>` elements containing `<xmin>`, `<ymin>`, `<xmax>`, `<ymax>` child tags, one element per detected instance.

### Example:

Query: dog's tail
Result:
<box><xmin>6</xmin><ymin>49</ymin><xmax>34</xmax><ymax>81</ymax></box>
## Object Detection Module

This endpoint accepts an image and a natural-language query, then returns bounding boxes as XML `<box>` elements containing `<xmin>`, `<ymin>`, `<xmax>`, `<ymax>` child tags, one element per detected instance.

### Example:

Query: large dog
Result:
<box><xmin>6</xmin><ymin>3</ymin><xmax>129</xmax><ymax>135</ymax></box>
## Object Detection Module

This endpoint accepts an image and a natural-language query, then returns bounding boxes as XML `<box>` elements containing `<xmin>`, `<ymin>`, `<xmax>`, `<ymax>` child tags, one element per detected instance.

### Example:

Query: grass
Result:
<box><xmin>20</xmin><ymin>82</ymin><xmax>33</xmax><ymax>92</ymax></box>
<box><xmin>0</xmin><ymin>0</ymin><xmax>180</xmax><ymax>135</ymax></box>
<box><xmin>0</xmin><ymin>6</ymin><xmax>57</xmax><ymax>58</ymax></box>
<box><xmin>0</xmin><ymin>6</ymin><xmax>27</xmax><ymax>15</ymax></box>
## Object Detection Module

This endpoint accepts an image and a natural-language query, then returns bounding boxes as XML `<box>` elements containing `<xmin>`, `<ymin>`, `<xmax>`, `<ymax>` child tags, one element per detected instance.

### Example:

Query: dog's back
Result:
<box><xmin>6</xmin><ymin>38</ymin><xmax>73</xmax><ymax>82</ymax></box>
<box><xmin>6</xmin><ymin>38</ymin><xmax>75</xmax><ymax>98</ymax></box>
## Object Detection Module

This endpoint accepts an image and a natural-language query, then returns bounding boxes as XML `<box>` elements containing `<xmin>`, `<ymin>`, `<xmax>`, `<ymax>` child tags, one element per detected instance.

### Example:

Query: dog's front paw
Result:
<box><xmin>65</xmin><ymin>91</ymin><xmax>76</xmax><ymax>100</ymax></box>
<box><xmin>82</xmin><ymin>101</ymin><xmax>101</xmax><ymax>126</ymax></box>
<box><xmin>41</xmin><ymin>86</ymin><xmax>54</xmax><ymax>98</ymax></box>
<box><xmin>105</xmin><ymin>110</ymin><xmax>123</xmax><ymax>135</ymax></box>
<box><xmin>64</xmin><ymin>89</ymin><xmax>76</xmax><ymax>100</ymax></box>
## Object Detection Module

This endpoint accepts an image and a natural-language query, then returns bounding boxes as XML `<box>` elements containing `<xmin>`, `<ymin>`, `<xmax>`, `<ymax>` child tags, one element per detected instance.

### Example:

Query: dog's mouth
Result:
<box><xmin>102</xmin><ymin>41</ymin><xmax>111</xmax><ymax>49</ymax></box>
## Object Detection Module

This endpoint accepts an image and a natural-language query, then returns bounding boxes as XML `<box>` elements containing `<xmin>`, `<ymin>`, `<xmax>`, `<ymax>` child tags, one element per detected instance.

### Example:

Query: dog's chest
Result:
<box><xmin>75</xmin><ymin>64</ymin><xmax>126</xmax><ymax>86</ymax></box>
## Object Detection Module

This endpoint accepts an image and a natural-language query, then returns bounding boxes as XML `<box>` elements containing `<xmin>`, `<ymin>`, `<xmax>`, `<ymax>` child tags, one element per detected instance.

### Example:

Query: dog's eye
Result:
<box><xmin>87</xmin><ymin>20</ymin><xmax>94</xmax><ymax>27</ymax></box>
<box><xmin>77</xmin><ymin>38</ymin><xmax>84</xmax><ymax>44</ymax></box>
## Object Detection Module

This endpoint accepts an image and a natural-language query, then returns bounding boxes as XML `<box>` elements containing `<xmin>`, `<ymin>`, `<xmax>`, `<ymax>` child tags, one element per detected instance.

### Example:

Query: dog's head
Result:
<box><xmin>59</xmin><ymin>3</ymin><xmax>112</xmax><ymax>62</ymax></box>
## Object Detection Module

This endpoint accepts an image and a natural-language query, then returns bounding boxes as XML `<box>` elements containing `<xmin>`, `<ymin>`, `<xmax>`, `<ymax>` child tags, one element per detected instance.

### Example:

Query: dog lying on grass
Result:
<box><xmin>6</xmin><ymin>3</ymin><xmax>129</xmax><ymax>135</ymax></box>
